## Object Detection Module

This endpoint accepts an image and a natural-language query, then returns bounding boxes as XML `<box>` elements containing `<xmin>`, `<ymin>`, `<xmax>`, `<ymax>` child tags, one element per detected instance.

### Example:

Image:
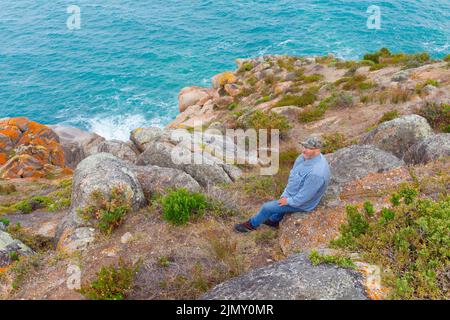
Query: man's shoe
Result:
<box><xmin>263</xmin><ymin>219</ymin><xmax>280</xmax><ymax>228</ymax></box>
<box><xmin>234</xmin><ymin>220</ymin><xmax>256</xmax><ymax>233</ymax></box>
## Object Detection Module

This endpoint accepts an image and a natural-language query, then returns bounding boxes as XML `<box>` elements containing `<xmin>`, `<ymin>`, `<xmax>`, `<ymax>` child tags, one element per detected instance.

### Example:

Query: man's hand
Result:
<box><xmin>278</xmin><ymin>197</ymin><xmax>288</xmax><ymax>206</ymax></box>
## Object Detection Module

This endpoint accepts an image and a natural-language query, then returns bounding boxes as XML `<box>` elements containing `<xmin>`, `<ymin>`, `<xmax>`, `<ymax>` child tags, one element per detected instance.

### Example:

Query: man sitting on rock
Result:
<box><xmin>234</xmin><ymin>136</ymin><xmax>331</xmax><ymax>233</ymax></box>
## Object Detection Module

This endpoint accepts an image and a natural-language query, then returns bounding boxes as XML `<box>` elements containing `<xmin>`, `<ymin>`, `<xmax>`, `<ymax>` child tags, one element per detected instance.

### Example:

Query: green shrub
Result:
<box><xmin>78</xmin><ymin>188</ymin><xmax>131</xmax><ymax>234</ymax></box>
<box><xmin>238</xmin><ymin>62</ymin><xmax>254</xmax><ymax>73</ymax></box>
<box><xmin>358</xmin><ymin>81</ymin><xmax>375</xmax><ymax>90</ymax></box>
<box><xmin>303</xmin><ymin>74</ymin><xmax>323</xmax><ymax>83</ymax></box>
<box><xmin>256</xmin><ymin>95</ymin><xmax>271</xmax><ymax>105</ymax></box>
<box><xmin>276</xmin><ymin>57</ymin><xmax>296</xmax><ymax>72</ymax></box>
<box><xmin>443</xmin><ymin>54</ymin><xmax>450</xmax><ymax>62</ymax></box>
<box><xmin>275</xmin><ymin>92</ymin><xmax>315</xmax><ymax>108</ymax></box>
<box><xmin>30</xmin><ymin>196</ymin><xmax>53</xmax><ymax>208</ymax></box>
<box><xmin>161</xmin><ymin>188</ymin><xmax>207</xmax><ymax>225</ymax></box>
<box><xmin>0</xmin><ymin>217</ymin><xmax>10</xmax><ymax>226</ymax></box>
<box><xmin>369</xmin><ymin>63</ymin><xmax>388</xmax><ymax>71</ymax></box>
<box><xmin>308</xmin><ymin>250</ymin><xmax>355</xmax><ymax>269</ymax></box>
<box><xmin>415</xmin><ymin>79</ymin><xmax>440</xmax><ymax>94</ymax></box>
<box><xmin>363</xmin><ymin>47</ymin><xmax>391</xmax><ymax>64</ymax></box>
<box><xmin>331</xmin><ymin>205</ymin><xmax>369</xmax><ymax>249</ymax></box>
<box><xmin>158</xmin><ymin>256</ymin><xmax>171</xmax><ymax>268</ymax></box>
<box><xmin>378</xmin><ymin>110</ymin><xmax>400</xmax><ymax>124</ymax></box>
<box><xmin>298</xmin><ymin>104</ymin><xmax>327</xmax><ymax>123</ymax></box>
<box><xmin>332</xmin><ymin>184</ymin><xmax>450</xmax><ymax>299</ymax></box>
<box><xmin>298</xmin><ymin>92</ymin><xmax>352</xmax><ymax>123</ymax></box>
<box><xmin>9</xmin><ymin>251</ymin><xmax>20</xmax><ymax>262</ymax></box>
<box><xmin>13</xmin><ymin>200</ymin><xmax>33</xmax><ymax>214</ymax></box>
<box><xmin>417</xmin><ymin>102</ymin><xmax>450</xmax><ymax>133</ymax></box>
<box><xmin>227</xmin><ymin>102</ymin><xmax>238</xmax><ymax>110</ymax></box>
<box><xmin>79</xmin><ymin>258</ymin><xmax>139</xmax><ymax>300</ymax></box>
<box><xmin>321</xmin><ymin>132</ymin><xmax>348</xmax><ymax>154</ymax></box>
<box><xmin>363</xmin><ymin>48</ymin><xmax>431</xmax><ymax>70</ymax></box>
<box><xmin>334</xmin><ymin>60</ymin><xmax>358</xmax><ymax>69</ymax></box>
<box><xmin>342</xmin><ymin>74</ymin><xmax>370</xmax><ymax>90</ymax></box>
<box><xmin>246</xmin><ymin>110</ymin><xmax>291</xmax><ymax>135</ymax></box>
<box><xmin>363</xmin><ymin>201</ymin><xmax>374</xmax><ymax>216</ymax></box>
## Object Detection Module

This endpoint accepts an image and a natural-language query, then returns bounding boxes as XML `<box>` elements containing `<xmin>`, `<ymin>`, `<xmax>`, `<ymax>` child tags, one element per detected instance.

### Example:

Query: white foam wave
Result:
<box><xmin>87</xmin><ymin>114</ymin><xmax>163</xmax><ymax>141</ymax></box>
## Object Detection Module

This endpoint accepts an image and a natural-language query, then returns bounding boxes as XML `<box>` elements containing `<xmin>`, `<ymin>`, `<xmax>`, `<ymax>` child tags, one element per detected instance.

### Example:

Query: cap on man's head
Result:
<box><xmin>300</xmin><ymin>136</ymin><xmax>323</xmax><ymax>149</ymax></box>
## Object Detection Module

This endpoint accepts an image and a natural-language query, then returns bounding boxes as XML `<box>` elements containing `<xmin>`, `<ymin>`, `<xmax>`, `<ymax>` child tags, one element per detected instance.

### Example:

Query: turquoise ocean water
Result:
<box><xmin>0</xmin><ymin>1</ymin><xmax>449</xmax><ymax>140</ymax></box>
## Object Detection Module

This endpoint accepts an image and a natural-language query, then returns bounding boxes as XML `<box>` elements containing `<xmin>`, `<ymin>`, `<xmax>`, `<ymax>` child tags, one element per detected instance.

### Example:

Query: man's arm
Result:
<box><xmin>280</xmin><ymin>156</ymin><xmax>303</xmax><ymax>199</ymax></box>
<box><xmin>285</xmin><ymin>174</ymin><xmax>325</xmax><ymax>208</ymax></box>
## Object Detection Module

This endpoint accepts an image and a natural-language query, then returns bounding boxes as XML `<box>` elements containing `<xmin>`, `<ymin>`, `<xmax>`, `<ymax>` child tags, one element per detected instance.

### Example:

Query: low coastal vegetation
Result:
<box><xmin>362</xmin><ymin>47</ymin><xmax>432</xmax><ymax>70</ymax></box>
<box><xmin>330</xmin><ymin>184</ymin><xmax>449</xmax><ymax>299</ymax></box>
<box><xmin>308</xmin><ymin>250</ymin><xmax>355</xmax><ymax>269</ymax></box>
<box><xmin>0</xmin><ymin>179</ymin><xmax>71</xmax><ymax>215</ymax></box>
<box><xmin>378</xmin><ymin>110</ymin><xmax>400</xmax><ymax>124</ymax></box>
<box><xmin>79</xmin><ymin>258</ymin><xmax>140</xmax><ymax>300</ymax></box>
<box><xmin>78</xmin><ymin>187</ymin><xmax>131</xmax><ymax>234</ymax></box>
<box><xmin>161</xmin><ymin>188</ymin><xmax>207</xmax><ymax>226</ymax></box>
<box><xmin>417</xmin><ymin>102</ymin><xmax>450</xmax><ymax>133</ymax></box>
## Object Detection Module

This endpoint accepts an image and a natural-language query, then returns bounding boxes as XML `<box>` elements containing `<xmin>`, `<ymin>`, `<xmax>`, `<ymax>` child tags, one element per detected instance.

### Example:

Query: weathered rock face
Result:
<box><xmin>0</xmin><ymin>118</ymin><xmax>68</xmax><ymax>179</ymax></box>
<box><xmin>132</xmin><ymin>127</ymin><xmax>242</xmax><ymax>188</ymax></box>
<box><xmin>0</xmin><ymin>230</ymin><xmax>34</xmax><ymax>267</ymax></box>
<box><xmin>325</xmin><ymin>145</ymin><xmax>404</xmax><ymax>199</ymax></box>
<box><xmin>359</xmin><ymin>114</ymin><xmax>434</xmax><ymax>159</ymax></box>
<box><xmin>49</xmin><ymin>125</ymin><xmax>105</xmax><ymax>169</ymax></box>
<box><xmin>178</xmin><ymin>86</ymin><xmax>212</xmax><ymax>113</ymax></box>
<box><xmin>201</xmin><ymin>253</ymin><xmax>368</xmax><ymax>300</ymax></box>
<box><xmin>129</xmin><ymin>164</ymin><xmax>202</xmax><ymax>198</ymax></box>
<box><xmin>130</xmin><ymin>127</ymin><xmax>172</xmax><ymax>152</ymax></box>
<box><xmin>136</xmin><ymin>141</ymin><xmax>233</xmax><ymax>188</ymax></box>
<box><xmin>56</xmin><ymin>153</ymin><xmax>146</xmax><ymax>253</ymax></box>
<box><xmin>95</xmin><ymin>140</ymin><xmax>139</xmax><ymax>163</ymax></box>
<box><xmin>404</xmin><ymin>133</ymin><xmax>450</xmax><ymax>164</ymax></box>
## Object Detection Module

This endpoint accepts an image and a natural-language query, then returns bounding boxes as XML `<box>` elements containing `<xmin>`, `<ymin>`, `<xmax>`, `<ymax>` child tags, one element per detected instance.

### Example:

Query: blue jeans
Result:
<box><xmin>249</xmin><ymin>200</ymin><xmax>304</xmax><ymax>228</ymax></box>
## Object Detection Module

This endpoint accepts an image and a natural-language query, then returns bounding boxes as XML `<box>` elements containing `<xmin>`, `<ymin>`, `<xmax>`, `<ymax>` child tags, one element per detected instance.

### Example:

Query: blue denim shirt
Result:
<box><xmin>281</xmin><ymin>153</ymin><xmax>331</xmax><ymax>211</ymax></box>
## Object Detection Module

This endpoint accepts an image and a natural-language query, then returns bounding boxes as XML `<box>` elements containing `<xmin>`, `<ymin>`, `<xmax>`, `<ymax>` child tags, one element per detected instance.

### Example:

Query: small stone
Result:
<box><xmin>121</xmin><ymin>232</ymin><xmax>133</xmax><ymax>244</ymax></box>
<box><xmin>391</xmin><ymin>71</ymin><xmax>409</xmax><ymax>82</ymax></box>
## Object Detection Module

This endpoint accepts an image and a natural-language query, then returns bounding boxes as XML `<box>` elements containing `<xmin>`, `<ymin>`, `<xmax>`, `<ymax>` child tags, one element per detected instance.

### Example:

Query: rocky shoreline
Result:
<box><xmin>0</xmin><ymin>50</ymin><xmax>449</xmax><ymax>300</ymax></box>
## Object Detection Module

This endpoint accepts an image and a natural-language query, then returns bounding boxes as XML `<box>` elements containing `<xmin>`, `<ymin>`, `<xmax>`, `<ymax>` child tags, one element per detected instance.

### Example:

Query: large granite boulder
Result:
<box><xmin>56</xmin><ymin>153</ymin><xmax>146</xmax><ymax>252</ymax></box>
<box><xmin>0</xmin><ymin>230</ymin><xmax>34</xmax><ymax>267</ymax></box>
<box><xmin>325</xmin><ymin>145</ymin><xmax>404</xmax><ymax>199</ymax></box>
<box><xmin>360</xmin><ymin>114</ymin><xmax>433</xmax><ymax>159</ymax></box>
<box><xmin>49</xmin><ymin>125</ymin><xmax>105</xmax><ymax>169</ymax></box>
<box><xmin>0</xmin><ymin>117</ymin><xmax>67</xmax><ymax>178</ymax></box>
<box><xmin>130</xmin><ymin>127</ymin><xmax>172</xmax><ymax>152</ymax></box>
<box><xmin>403</xmin><ymin>133</ymin><xmax>450</xmax><ymax>164</ymax></box>
<box><xmin>132</xmin><ymin>127</ymin><xmax>242</xmax><ymax>188</ymax></box>
<box><xmin>136</xmin><ymin>141</ymin><xmax>232</xmax><ymax>188</ymax></box>
<box><xmin>178</xmin><ymin>86</ymin><xmax>211</xmax><ymax>112</ymax></box>
<box><xmin>129</xmin><ymin>164</ymin><xmax>202</xmax><ymax>198</ymax></box>
<box><xmin>201</xmin><ymin>253</ymin><xmax>368</xmax><ymax>300</ymax></box>
<box><xmin>95</xmin><ymin>140</ymin><xmax>139</xmax><ymax>163</ymax></box>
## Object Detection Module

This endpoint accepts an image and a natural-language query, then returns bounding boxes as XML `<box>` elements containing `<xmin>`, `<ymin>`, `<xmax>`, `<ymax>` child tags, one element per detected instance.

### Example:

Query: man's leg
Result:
<box><xmin>250</xmin><ymin>200</ymin><xmax>300</xmax><ymax>228</ymax></box>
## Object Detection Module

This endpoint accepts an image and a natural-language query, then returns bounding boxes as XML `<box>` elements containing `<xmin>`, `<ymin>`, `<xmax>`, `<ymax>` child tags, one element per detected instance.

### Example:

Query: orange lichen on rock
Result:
<box><xmin>355</xmin><ymin>262</ymin><xmax>390</xmax><ymax>300</ymax></box>
<box><xmin>0</xmin><ymin>117</ymin><xmax>68</xmax><ymax>179</ymax></box>
<box><xmin>0</xmin><ymin>266</ymin><xmax>10</xmax><ymax>274</ymax></box>
<box><xmin>0</xmin><ymin>153</ymin><xmax>7</xmax><ymax>165</ymax></box>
